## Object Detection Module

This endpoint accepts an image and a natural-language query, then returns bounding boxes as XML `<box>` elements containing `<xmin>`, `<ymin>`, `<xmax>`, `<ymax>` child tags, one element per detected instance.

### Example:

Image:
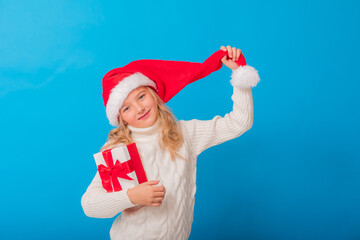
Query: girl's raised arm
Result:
<box><xmin>180</xmin><ymin>48</ymin><xmax>259</xmax><ymax>157</ymax></box>
<box><xmin>180</xmin><ymin>88</ymin><xmax>254</xmax><ymax>157</ymax></box>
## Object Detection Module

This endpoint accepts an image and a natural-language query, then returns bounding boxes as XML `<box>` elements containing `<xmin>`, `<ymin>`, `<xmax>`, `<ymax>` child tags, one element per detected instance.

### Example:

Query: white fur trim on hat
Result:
<box><xmin>230</xmin><ymin>65</ymin><xmax>260</xmax><ymax>88</ymax></box>
<box><xmin>106</xmin><ymin>72</ymin><xmax>157</xmax><ymax>126</ymax></box>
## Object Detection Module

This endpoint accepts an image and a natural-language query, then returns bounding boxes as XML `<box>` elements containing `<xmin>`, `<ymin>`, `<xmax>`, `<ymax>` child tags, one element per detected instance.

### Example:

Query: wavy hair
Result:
<box><xmin>100</xmin><ymin>86</ymin><xmax>184</xmax><ymax>161</ymax></box>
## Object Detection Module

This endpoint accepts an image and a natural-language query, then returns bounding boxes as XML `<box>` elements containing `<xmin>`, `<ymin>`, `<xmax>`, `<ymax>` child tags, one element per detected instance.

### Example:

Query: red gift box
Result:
<box><xmin>93</xmin><ymin>143</ymin><xmax>147</xmax><ymax>193</ymax></box>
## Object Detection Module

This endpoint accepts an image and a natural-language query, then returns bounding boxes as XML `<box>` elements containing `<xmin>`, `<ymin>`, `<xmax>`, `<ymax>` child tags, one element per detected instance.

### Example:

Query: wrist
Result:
<box><xmin>127</xmin><ymin>188</ymin><xmax>136</xmax><ymax>205</ymax></box>
<box><xmin>230</xmin><ymin>65</ymin><xmax>260</xmax><ymax>88</ymax></box>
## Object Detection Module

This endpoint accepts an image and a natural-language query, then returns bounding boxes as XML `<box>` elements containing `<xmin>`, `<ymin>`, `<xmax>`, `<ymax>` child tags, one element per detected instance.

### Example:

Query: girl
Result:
<box><xmin>81</xmin><ymin>45</ymin><xmax>260</xmax><ymax>240</ymax></box>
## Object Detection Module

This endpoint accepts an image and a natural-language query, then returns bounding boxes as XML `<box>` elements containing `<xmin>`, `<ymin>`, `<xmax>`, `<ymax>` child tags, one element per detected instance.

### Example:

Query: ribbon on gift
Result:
<box><xmin>98</xmin><ymin>149</ymin><xmax>135</xmax><ymax>193</ymax></box>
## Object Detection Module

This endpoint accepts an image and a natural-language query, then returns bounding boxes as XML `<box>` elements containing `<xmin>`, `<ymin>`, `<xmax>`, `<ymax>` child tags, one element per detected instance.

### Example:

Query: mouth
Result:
<box><xmin>138</xmin><ymin>109</ymin><xmax>150</xmax><ymax>120</ymax></box>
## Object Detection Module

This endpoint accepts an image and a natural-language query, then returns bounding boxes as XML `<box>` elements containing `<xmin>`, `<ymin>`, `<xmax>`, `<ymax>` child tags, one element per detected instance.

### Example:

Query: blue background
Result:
<box><xmin>1</xmin><ymin>0</ymin><xmax>359</xmax><ymax>239</ymax></box>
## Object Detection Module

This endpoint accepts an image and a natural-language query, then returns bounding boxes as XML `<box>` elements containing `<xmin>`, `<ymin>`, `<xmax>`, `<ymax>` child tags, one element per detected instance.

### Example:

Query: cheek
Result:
<box><xmin>120</xmin><ymin>112</ymin><xmax>130</xmax><ymax>123</ymax></box>
<box><xmin>123</xmin><ymin>111</ymin><xmax>137</xmax><ymax>122</ymax></box>
<box><xmin>147</xmin><ymin>98</ymin><xmax>156</xmax><ymax>108</ymax></box>
<box><xmin>151</xmin><ymin>105</ymin><xmax>159</xmax><ymax>118</ymax></box>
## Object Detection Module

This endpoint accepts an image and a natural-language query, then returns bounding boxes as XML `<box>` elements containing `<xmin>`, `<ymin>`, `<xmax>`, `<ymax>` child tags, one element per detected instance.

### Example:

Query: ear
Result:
<box><xmin>117</xmin><ymin>113</ymin><xmax>127</xmax><ymax>126</ymax></box>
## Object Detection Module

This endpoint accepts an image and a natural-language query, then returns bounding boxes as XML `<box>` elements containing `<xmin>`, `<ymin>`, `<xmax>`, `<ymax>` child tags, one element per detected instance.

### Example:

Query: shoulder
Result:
<box><xmin>177</xmin><ymin>120</ymin><xmax>190</xmax><ymax>132</ymax></box>
<box><xmin>177</xmin><ymin>120</ymin><xmax>191</xmax><ymax>138</ymax></box>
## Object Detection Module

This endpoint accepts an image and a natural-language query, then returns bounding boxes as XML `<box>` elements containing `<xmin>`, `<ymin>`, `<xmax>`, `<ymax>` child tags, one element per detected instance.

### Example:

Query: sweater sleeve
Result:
<box><xmin>180</xmin><ymin>64</ymin><xmax>259</xmax><ymax>157</ymax></box>
<box><xmin>81</xmin><ymin>171</ymin><xmax>136</xmax><ymax>218</ymax></box>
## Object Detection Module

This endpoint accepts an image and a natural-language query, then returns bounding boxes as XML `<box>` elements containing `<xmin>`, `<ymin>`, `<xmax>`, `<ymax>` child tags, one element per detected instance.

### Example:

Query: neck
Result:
<box><xmin>127</xmin><ymin>119</ymin><xmax>162</xmax><ymax>142</ymax></box>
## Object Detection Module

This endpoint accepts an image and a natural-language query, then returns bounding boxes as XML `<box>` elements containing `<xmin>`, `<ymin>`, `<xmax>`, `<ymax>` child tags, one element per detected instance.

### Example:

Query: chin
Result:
<box><xmin>144</xmin><ymin>118</ymin><xmax>157</xmax><ymax>128</ymax></box>
<box><xmin>134</xmin><ymin>119</ymin><xmax>153</xmax><ymax>128</ymax></box>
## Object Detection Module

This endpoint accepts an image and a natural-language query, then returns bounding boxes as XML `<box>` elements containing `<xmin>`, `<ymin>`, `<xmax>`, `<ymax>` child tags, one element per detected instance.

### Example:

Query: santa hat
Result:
<box><xmin>102</xmin><ymin>50</ymin><xmax>260</xmax><ymax>126</ymax></box>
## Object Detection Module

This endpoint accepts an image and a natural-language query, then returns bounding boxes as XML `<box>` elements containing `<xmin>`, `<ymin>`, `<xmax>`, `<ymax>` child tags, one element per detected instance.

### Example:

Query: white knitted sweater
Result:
<box><xmin>81</xmin><ymin>66</ymin><xmax>258</xmax><ymax>240</ymax></box>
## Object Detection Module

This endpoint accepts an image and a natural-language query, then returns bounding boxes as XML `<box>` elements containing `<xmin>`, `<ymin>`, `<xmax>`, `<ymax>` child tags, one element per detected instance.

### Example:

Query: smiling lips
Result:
<box><xmin>138</xmin><ymin>110</ymin><xmax>150</xmax><ymax>120</ymax></box>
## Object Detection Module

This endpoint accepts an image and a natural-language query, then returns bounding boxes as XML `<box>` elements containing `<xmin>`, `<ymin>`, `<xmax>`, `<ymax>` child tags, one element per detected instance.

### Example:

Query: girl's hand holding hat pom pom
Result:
<box><xmin>220</xmin><ymin>45</ymin><xmax>260</xmax><ymax>88</ymax></box>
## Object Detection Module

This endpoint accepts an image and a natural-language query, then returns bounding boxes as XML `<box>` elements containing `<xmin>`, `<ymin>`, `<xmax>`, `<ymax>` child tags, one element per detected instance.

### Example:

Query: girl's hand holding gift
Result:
<box><xmin>127</xmin><ymin>180</ymin><xmax>166</xmax><ymax>207</ymax></box>
<box><xmin>220</xmin><ymin>45</ymin><xmax>243</xmax><ymax>70</ymax></box>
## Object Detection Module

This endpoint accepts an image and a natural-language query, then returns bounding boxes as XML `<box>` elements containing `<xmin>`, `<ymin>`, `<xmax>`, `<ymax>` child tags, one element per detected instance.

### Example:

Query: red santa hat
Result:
<box><xmin>102</xmin><ymin>50</ymin><xmax>260</xmax><ymax>126</ymax></box>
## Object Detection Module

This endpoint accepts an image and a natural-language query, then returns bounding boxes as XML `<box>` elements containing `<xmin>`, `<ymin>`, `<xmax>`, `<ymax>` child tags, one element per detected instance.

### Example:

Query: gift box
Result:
<box><xmin>93</xmin><ymin>143</ymin><xmax>147</xmax><ymax>193</ymax></box>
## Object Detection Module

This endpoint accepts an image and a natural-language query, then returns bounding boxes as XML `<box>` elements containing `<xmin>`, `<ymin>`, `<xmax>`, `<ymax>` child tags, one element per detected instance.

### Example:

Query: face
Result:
<box><xmin>119</xmin><ymin>86</ymin><xmax>158</xmax><ymax>128</ymax></box>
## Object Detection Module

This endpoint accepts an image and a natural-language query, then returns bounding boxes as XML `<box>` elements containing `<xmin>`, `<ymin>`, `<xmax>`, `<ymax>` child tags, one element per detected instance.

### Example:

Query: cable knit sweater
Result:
<box><xmin>81</xmin><ymin>67</ymin><xmax>257</xmax><ymax>240</ymax></box>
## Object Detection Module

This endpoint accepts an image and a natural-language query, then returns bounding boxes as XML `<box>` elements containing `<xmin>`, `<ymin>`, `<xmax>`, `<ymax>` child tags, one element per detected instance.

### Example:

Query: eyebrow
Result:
<box><xmin>136</xmin><ymin>90</ymin><xmax>146</xmax><ymax>97</ymax></box>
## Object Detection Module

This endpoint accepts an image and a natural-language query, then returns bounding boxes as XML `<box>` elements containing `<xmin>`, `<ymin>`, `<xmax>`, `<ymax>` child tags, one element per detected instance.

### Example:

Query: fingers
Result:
<box><xmin>151</xmin><ymin>185</ymin><xmax>165</xmax><ymax>207</ymax></box>
<box><xmin>150</xmin><ymin>192</ymin><xmax>164</xmax><ymax>200</ymax></box>
<box><xmin>152</xmin><ymin>185</ymin><xmax>165</xmax><ymax>192</ymax></box>
<box><xmin>232</xmin><ymin>47</ymin><xmax>237</xmax><ymax>61</ymax></box>
<box><xmin>153</xmin><ymin>191</ymin><xmax>165</xmax><ymax>197</ymax></box>
<box><xmin>152</xmin><ymin>202</ymin><xmax>162</xmax><ymax>207</ymax></box>
<box><xmin>145</xmin><ymin>180</ymin><xmax>160</xmax><ymax>186</ymax></box>
<box><xmin>220</xmin><ymin>45</ymin><xmax>242</xmax><ymax>61</ymax></box>
<box><xmin>226</xmin><ymin>45</ymin><xmax>232</xmax><ymax>58</ymax></box>
<box><xmin>151</xmin><ymin>195</ymin><xmax>164</xmax><ymax>207</ymax></box>
<box><xmin>138</xmin><ymin>180</ymin><xmax>166</xmax><ymax>207</ymax></box>
<box><xmin>144</xmin><ymin>181</ymin><xmax>166</xmax><ymax>193</ymax></box>
<box><xmin>153</xmin><ymin>197</ymin><xmax>164</xmax><ymax>202</ymax></box>
<box><xmin>150</xmin><ymin>192</ymin><xmax>165</xmax><ymax>207</ymax></box>
<box><xmin>237</xmin><ymin>48</ymin><xmax>242</xmax><ymax>61</ymax></box>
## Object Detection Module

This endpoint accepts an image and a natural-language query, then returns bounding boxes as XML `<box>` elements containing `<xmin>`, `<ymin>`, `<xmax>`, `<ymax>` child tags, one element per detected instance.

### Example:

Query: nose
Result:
<box><xmin>134</xmin><ymin>102</ymin><xmax>145</xmax><ymax>114</ymax></box>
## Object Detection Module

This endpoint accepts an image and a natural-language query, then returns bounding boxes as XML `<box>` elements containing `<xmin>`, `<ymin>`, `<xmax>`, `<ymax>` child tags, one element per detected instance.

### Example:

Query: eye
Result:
<box><xmin>139</xmin><ymin>94</ymin><xmax>146</xmax><ymax>100</ymax></box>
<box><xmin>123</xmin><ymin>106</ymin><xmax>130</xmax><ymax>112</ymax></box>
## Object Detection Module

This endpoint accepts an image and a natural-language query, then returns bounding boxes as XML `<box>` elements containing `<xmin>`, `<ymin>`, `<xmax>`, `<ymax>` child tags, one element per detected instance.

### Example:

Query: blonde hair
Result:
<box><xmin>100</xmin><ymin>86</ymin><xmax>185</xmax><ymax>161</ymax></box>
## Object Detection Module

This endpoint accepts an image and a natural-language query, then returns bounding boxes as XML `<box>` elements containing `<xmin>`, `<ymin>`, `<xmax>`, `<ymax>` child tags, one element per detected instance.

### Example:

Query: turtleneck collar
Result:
<box><xmin>127</xmin><ymin>119</ymin><xmax>162</xmax><ymax>142</ymax></box>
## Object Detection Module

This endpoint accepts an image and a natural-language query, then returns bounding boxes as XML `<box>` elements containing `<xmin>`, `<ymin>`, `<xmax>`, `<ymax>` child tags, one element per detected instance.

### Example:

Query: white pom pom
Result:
<box><xmin>230</xmin><ymin>65</ymin><xmax>260</xmax><ymax>88</ymax></box>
